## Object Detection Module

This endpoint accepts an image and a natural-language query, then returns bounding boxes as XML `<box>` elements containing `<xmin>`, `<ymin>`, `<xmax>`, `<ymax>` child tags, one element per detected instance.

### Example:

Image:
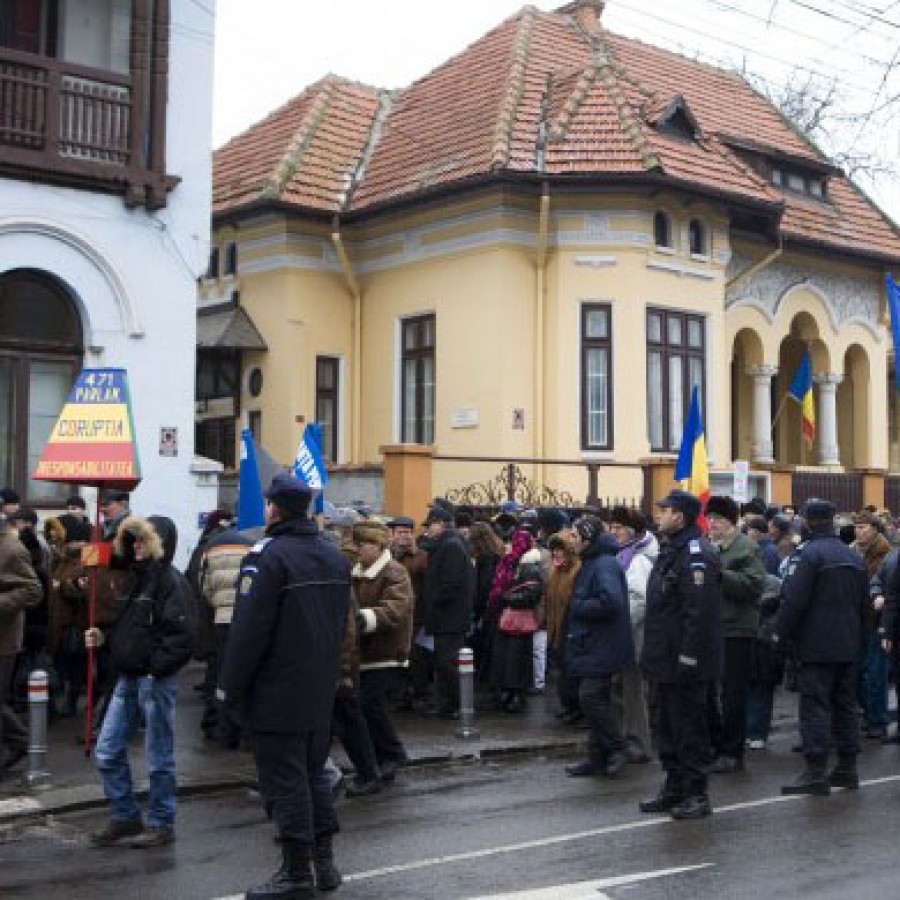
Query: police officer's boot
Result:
<box><xmin>828</xmin><ymin>754</ymin><xmax>860</xmax><ymax>790</ymax></box>
<box><xmin>669</xmin><ymin>776</ymin><xmax>712</xmax><ymax>820</ymax></box>
<box><xmin>246</xmin><ymin>841</ymin><xmax>315</xmax><ymax>899</ymax></box>
<box><xmin>638</xmin><ymin>772</ymin><xmax>683</xmax><ymax>813</ymax></box>
<box><xmin>781</xmin><ymin>755</ymin><xmax>830</xmax><ymax>796</ymax></box>
<box><xmin>313</xmin><ymin>832</ymin><xmax>342</xmax><ymax>891</ymax></box>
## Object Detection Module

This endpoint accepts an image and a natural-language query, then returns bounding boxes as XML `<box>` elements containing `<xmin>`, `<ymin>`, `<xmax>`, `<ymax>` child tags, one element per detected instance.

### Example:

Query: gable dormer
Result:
<box><xmin>647</xmin><ymin>94</ymin><xmax>699</xmax><ymax>141</ymax></box>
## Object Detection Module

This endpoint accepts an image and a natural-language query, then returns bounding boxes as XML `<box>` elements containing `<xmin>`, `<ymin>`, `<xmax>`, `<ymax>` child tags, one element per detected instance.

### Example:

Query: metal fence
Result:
<box><xmin>792</xmin><ymin>471</ymin><xmax>862</xmax><ymax>513</ymax></box>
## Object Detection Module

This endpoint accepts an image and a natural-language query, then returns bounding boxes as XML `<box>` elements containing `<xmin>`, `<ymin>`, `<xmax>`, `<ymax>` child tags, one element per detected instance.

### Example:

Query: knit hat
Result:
<box><xmin>572</xmin><ymin>516</ymin><xmax>603</xmax><ymax>545</ymax></box>
<box><xmin>705</xmin><ymin>495</ymin><xmax>739</xmax><ymax>525</ymax></box>
<box><xmin>352</xmin><ymin>520</ymin><xmax>390</xmax><ymax>549</ymax></box>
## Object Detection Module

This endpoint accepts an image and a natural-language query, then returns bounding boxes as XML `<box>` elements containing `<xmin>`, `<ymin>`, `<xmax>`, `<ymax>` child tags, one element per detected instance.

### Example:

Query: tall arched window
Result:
<box><xmin>653</xmin><ymin>211</ymin><xmax>672</xmax><ymax>249</ymax></box>
<box><xmin>0</xmin><ymin>269</ymin><xmax>82</xmax><ymax>503</ymax></box>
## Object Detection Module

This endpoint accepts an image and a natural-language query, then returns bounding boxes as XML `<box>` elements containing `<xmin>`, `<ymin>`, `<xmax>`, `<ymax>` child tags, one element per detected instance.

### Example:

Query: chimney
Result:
<box><xmin>558</xmin><ymin>1</ymin><xmax>605</xmax><ymax>39</ymax></box>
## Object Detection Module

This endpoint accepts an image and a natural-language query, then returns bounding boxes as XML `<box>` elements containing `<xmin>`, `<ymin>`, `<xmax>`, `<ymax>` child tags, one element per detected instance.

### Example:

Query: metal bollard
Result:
<box><xmin>455</xmin><ymin>647</ymin><xmax>480</xmax><ymax>740</ymax></box>
<box><xmin>27</xmin><ymin>670</ymin><xmax>51</xmax><ymax>788</ymax></box>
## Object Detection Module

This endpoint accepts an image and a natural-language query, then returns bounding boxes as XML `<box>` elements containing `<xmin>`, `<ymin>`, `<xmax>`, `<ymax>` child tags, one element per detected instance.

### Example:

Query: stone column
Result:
<box><xmin>814</xmin><ymin>373</ymin><xmax>843</xmax><ymax>466</ymax></box>
<box><xmin>748</xmin><ymin>364</ymin><xmax>777</xmax><ymax>464</ymax></box>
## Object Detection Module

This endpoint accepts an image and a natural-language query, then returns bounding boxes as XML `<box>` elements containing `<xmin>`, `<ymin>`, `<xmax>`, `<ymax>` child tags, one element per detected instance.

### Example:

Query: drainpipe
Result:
<box><xmin>331</xmin><ymin>218</ymin><xmax>362</xmax><ymax>463</ymax></box>
<box><xmin>726</xmin><ymin>236</ymin><xmax>783</xmax><ymax>293</ymax></box>
<box><xmin>534</xmin><ymin>183</ymin><xmax>550</xmax><ymax>484</ymax></box>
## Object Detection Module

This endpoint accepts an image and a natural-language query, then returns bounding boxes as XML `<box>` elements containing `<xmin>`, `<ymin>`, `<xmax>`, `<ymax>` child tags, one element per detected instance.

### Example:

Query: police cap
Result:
<box><xmin>801</xmin><ymin>498</ymin><xmax>836</xmax><ymax>523</ymax></box>
<box><xmin>265</xmin><ymin>473</ymin><xmax>313</xmax><ymax>517</ymax></box>
<box><xmin>655</xmin><ymin>489</ymin><xmax>702</xmax><ymax>523</ymax></box>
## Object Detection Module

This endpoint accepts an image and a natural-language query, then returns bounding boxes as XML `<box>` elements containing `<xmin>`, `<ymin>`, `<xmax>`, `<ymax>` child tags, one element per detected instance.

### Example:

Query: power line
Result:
<box><xmin>703</xmin><ymin>0</ymin><xmax>893</xmax><ymax>68</ymax></box>
<box><xmin>611</xmin><ymin>1</ymin><xmax>877</xmax><ymax>94</ymax></box>
<box><xmin>783</xmin><ymin>0</ymin><xmax>900</xmax><ymax>31</ymax></box>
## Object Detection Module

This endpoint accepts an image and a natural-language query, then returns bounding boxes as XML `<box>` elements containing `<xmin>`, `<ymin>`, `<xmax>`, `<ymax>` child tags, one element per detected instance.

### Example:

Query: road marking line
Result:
<box><xmin>210</xmin><ymin>773</ymin><xmax>900</xmax><ymax>898</ymax></box>
<box><xmin>464</xmin><ymin>863</ymin><xmax>714</xmax><ymax>899</ymax></box>
<box><xmin>0</xmin><ymin>797</ymin><xmax>42</xmax><ymax>818</ymax></box>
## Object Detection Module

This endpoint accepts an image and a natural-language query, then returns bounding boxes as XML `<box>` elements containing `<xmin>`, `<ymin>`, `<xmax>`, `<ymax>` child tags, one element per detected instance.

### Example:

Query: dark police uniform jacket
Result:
<box><xmin>773</xmin><ymin>532</ymin><xmax>867</xmax><ymax>664</ymax></box>
<box><xmin>222</xmin><ymin>517</ymin><xmax>350</xmax><ymax>734</ymax></box>
<box><xmin>640</xmin><ymin>524</ymin><xmax>722</xmax><ymax>683</ymax></box>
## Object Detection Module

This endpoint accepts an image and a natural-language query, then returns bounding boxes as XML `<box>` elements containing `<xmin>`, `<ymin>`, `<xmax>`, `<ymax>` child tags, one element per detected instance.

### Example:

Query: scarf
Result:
<box><xmin>617</xmin><ymin>531</ymin><xmax>653</xmax><ymax>572</ymax></box>
<box><xmin>488</xmin><ymin>529</ymin><xmax>534</xmax><ymax>609</ymax></box>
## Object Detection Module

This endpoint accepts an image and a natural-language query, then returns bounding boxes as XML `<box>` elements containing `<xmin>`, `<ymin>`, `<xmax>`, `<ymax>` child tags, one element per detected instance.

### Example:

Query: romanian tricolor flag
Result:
<box><xmin>787</xmin><ymin>352</ymin><xmax>815</xmax><ymax>444</ymax></box>
<box><xmin>674</xmin><ymin>385</ymin><xmax>710</xmax><ymax>523</ymax></box>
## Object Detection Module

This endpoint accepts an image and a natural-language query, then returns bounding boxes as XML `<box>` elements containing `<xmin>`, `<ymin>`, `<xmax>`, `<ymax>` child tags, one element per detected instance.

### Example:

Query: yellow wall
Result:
<box><xmin>204</xmin><ymin>187</ymin><xmax>891</xmax><ymax>504</ymax></box>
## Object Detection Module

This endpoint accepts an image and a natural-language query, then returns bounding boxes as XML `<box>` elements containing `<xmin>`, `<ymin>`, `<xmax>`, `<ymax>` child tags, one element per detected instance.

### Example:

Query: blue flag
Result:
<box><xmin>237</xmin><ymin>428</ymin><xmax>265</xmax><ymax>529</ymax></box>
<box><xmin>888</xmin><ymin>274</ymin><xmax>900</xmax><ymax>390</ymax></box>
<box><xmin>293</xmin><ymin>423</ymin><xmax>329</xmax><ymax>514</ymax></box>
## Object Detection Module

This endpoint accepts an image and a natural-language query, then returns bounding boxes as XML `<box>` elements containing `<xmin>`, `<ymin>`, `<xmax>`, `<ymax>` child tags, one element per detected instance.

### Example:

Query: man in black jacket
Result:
<box><xmin>640</xmin><ymin>490</ymin><xmax>722</xmax><ymax>820</ymax></box>
<box><xmin>87</xmin><ymin>515</ymin><xmax>194</xmax><ymax>849</ymax></box>
<box><xmin>420</xmin><ymin>507</ymin><xmax>474</xmax><ymax>718</ymax></box>
<box><xmin>773</xmin><ymin>499</ymin><xmax>868</xmax><ymax>795</ymax></box>
<box><xmin>223</xmin><ymin>473</ymin><xmax>350</xmax><ymax>900</ymax></box>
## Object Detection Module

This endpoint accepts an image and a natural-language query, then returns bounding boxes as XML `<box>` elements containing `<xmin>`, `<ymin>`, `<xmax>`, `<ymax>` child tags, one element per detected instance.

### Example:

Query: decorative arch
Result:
<box><xmin>0</xmin><ymin>217</ymin><xmax>144</xmax><ymax>348</ymax></box>
<box><xmin>731</xmin><ymin>327</ymin><xmax>766</xmax><ymax>461</ymax></box>
<box><xmin>838</xmin><ymin>343</ymin><xmax>871</xmax><ymax>470</ymax></box>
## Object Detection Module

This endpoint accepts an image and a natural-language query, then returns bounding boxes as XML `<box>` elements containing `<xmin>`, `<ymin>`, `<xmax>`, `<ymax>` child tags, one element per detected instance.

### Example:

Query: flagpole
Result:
<box><xmin>770</xmin><ymin>393</ymin><xmax>790</xmax><ymax>434</ymax></box>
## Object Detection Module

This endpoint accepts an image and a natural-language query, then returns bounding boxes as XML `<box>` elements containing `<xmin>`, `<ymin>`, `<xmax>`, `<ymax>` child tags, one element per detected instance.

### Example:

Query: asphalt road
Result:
<box><xmin>3</xmin><ymin>737</ymin><xmax>900</xmax><ymax>899</ymax></box>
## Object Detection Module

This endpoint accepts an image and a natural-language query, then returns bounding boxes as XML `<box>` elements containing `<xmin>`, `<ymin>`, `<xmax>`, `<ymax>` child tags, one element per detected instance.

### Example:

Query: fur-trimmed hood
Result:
<box><xmin>114</xmin><ymin>516</ymin><xmax>168</xmax><ymax>562</ymax></box>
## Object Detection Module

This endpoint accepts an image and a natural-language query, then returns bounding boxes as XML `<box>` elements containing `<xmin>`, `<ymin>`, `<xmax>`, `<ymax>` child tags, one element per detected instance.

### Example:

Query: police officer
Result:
<box><xmin>773</xmin><ymin>499</ymin><xmax>868</xmax><ymax>796</ymax></box>
<box><xmin>222</xmin><ymin>473</ymin><xmax>350</xmax><ymax>899</ymax></box>
<box><xmin>639</xmin><ymin>489</ymin><xmax>722</xmax><ymax>820</ymax></box>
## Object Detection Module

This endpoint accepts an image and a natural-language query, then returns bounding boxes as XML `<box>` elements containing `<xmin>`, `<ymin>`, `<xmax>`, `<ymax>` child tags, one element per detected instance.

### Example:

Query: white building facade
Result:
<box><xmin>0</xmin><ymin>0</ymin><xmax>217</xmax><ymax>563</ymax></box>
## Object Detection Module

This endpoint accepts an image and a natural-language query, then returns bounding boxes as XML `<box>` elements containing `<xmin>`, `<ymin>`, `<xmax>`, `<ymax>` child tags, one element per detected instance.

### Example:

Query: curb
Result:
<box><xmin>0</xmin><ymin>738</ymin><xmax>586</xmax><ymax>825</ymax></box>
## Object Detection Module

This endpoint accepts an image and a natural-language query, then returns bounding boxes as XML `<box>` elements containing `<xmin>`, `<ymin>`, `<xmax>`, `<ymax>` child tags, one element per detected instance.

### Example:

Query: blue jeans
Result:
<box><xmin>858</xmin><ymin>631</ymin><xmax>889</xmax><ymax>729</ymax></box>
<box><xmin>94</xmin><ymin>675</ymin><xmax>177</xmax><ymax>827</ymax></box>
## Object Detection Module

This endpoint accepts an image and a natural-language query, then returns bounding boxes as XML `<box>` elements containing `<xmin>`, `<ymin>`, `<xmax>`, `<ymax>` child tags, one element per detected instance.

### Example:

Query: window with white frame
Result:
<box><xmin>581</xmin><ymin>304</ymin><xmax>613</xmax><ymax>450</ymax></box>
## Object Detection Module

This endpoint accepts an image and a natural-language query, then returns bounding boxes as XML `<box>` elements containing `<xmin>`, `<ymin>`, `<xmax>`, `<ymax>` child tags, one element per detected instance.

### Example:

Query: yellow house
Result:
<box><xmin>198</xmin><ymin>1</ymin><xmax>900</xmax><ymax>517</ymax></box>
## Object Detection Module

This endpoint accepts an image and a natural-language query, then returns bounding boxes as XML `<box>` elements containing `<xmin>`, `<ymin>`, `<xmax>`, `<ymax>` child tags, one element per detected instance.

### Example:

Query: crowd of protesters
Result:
<box><xmin>1</xmin><ymin>478</ymin><xmax>898</xmax><ymax>894</ymax></box>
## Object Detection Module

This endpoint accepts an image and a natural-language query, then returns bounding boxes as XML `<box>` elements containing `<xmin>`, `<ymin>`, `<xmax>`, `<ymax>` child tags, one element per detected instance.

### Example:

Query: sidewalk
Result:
<box><xmin>0</xmin><ymin>662</ymin><xmax>801</xmax><ymax>824</ymax></box>
<box><xmin>0</xmin><ymin>662</ymin><xmax>589</xmax><ymax>823</ymax></box>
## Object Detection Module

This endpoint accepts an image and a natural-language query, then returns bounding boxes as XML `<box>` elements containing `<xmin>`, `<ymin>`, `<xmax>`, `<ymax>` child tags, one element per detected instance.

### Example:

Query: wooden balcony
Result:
<box><xmin>0</xmin><ymin>42</ymin><xmax>174</xmax><ymax>208</ymax></box>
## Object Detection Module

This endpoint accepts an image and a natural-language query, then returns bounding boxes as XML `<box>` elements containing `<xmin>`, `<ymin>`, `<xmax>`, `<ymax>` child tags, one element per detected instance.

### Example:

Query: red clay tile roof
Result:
<box><xmin>212</xmin><ymin>3</ymin><xmax>900</xmax><ymax>262</ymax></box>
<box><xmin>213</xmin><ymin>75</ymin><xmax>382</xmax><ymax>216</ymax></box>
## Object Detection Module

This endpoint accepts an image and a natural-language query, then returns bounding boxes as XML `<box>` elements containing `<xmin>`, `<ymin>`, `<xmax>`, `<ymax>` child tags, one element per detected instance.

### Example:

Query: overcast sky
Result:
<box><xmin>212</xmin><ymin>0</ymin><xmax>900</xmax><ymax>221</ymax></box>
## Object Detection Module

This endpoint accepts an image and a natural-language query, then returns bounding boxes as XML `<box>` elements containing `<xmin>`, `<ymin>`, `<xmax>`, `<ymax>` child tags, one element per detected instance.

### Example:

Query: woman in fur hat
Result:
<box><xmin>608</xmin><ymin>507</ymin><xmax>658</xmax><ymax>763</ymax></box>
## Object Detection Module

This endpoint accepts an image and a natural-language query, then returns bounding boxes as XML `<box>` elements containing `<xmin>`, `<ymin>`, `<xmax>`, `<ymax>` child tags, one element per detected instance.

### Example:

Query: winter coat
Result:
<box><xmin>223</xmin><ymin>516</ymin><xmax>350</xmax><ymax>735</ymax></box>
<box><xmin>641</xmin><ymin>525</ymin><xmax>722</xmax><ymax>683</ymax></box>
<box><xmin>200</xmin><ymin>528</ymin><xmax>254</xmax><ymax>625</ymax></box>
<box><xmin>774</xmin><ymin>532</ymin><xmax>868</xmax><ymax>664</ymax></box>
<box><xmin>563</xmin><ymin>534</ymin><xmax>634</xmax><ymax>678</ymax></box>
<box><xmin>353</xmin><ymin>549</ymin><xmax>414</xmax><ymax>670</ymax></box>
<box><xmin>756</xmin><ymin>537</ymin><xmax>782</xmax><ymax>575</ymax></box>
<box><xmin>107</xmin><ymin>516</ymin><xmax>195</xmax><ymax>679</ymax></box>
<box><xmin>393</xmin><ymin>544</ymin><xmax>428</xmax><ymax>630</ymax></box>
<box><xmin>618</xmin><ymin>533</ymin><xmax>658</xmax><ymax>658</ymax></box>
<box><xmin>852</xmin><ymin>534</ymin><xmax>892</xmax><ymax>631</ymax></box>
<box><xmin>0</xmin><ymin>527</ymin><xmax>42</xmax><ymax>656</ymax></box>
<box><xmin>877</xmin><ymin>549</ymin><xmax>900</xmax><ymax>641</ymax></box>
<box><xmin>473</xmin><ymin>553</ymin><xmax>501</xmax><ymax>622</ymax></box>
<box><xmin>421</xmin><ymin>528</ymin><xmax>475</xmax><ymax>635</ymax></box>
<box><xmin>752</xmin><ymin>574</ymin><xmax>785</xmax><ymax>684</ymax></box>
<box><xmin>717</xmin><ymin>531</ymin><xmax>766</xmax><ymax>639</ymax></box>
